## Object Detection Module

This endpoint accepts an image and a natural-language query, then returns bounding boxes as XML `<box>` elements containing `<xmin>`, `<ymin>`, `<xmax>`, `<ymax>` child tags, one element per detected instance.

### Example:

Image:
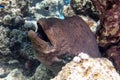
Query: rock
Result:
<box><xmin>29</xmin><ymin>0</ymin><xmax>65</xmax><ymax>20</ymax></box>
<box><xmin>52</xmin><ymin>53</ymin><xmax>120</xmax><ymax>80</ymax></box>
<box><xmin>29</xmin><ymin>0</ymin><xmax>73</xmax><ymax>20</ymax></box>
<box><xmin>92</xmin><ymin>0</ymin><xmax>120</xmax><ymax>73</ymax></box>
<box><xmin>17</xmin><ymin>0</ymin><xmax>30</xmax><ymax>16</ymax></box>
<box><xmin>69</xmin><ymin>0</ymin><xmax>100</xmax><ymax>33</ymax></box>
<box><xmin>63</xmin><ymin>5</ymin><xmax>75</xmax><ymax>17</ymax></box>
<box><xmin>93</xmin><ymin>0</ymin><xmax>120</xmax><ymax>47</ymax></box>
<box><xmin>24</xmin><ymin>20</ymin><xmax>38</xmax><ymax>32</ymax></box>
<box><xmin>30</xmin><ymin>64</ymin><xmax>54</xmax><ymax>80</ymax></box>
<box><xmin>9</xmin><ymin>28</ymin><xmax>36</xmax><ymax>59</ymax></box>
<box><xmin>70</xmin><ymin>0</ymin><xmax>97</xmax><ymax>17</ymax></box>
<box><xmin>0</xmin><ymin>0</ymin><xmax>30</xmax><ymax>24</ymax></box>
<box><xmin>106</xmin><ymin>44</ymin><xmax>120</xmax><ymax>73</ymax></box>
<box><xmin>3</xmin><ymin>15</ymin><xmax>12</xmax><ymax>26</ymax></box>
<box><xmin>0</xmin><ymin>57</ymin><xmax>26</xmax><ymax>79</ymax></box>
<box><xmin>80</xmin><ymin>15</ymin><xmax>100</xmax><ymax>33</ymax></box>
<box><xmin>0</xmin><ymin>64</ymin><xmax>54</xmax><ymax>80</ymax></box>
<box><xmin>2</xmin><ymin>69</ymin><xmax>26</xmax><ymax>80</ymax></box>
<box><xmin>14</xmin><ymin>16</ymin><xmax>24</xmax><ymax>27</ymax></box>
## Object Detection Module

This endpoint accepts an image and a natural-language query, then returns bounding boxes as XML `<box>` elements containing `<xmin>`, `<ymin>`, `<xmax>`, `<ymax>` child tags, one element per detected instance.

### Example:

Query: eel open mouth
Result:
<box><xmin>36</xmin><ymin>23</ymin><xmax>52</xmax><ymax>46</ymax></box>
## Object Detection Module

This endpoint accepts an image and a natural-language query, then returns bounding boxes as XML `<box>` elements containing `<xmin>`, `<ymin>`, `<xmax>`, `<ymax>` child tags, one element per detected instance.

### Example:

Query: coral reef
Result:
<box><xmin>62</xmin><ymin>4</ymin><xmax>75</xmax><ymax>17</ymax></box>
<box><xmin>29</xmin><ymin>0</ymin><xmax>74</xmax><ymax>19</ymax></box>
<box><xmin>91</xmin><ymin>0</ymin><xmax>120</xmax><ymax>73</ymax></box>
<box><xmin>9</xmin><ymin>28</ymin><xmax>35</xmax><ymax>59</ymax></box>
<box><xmin>71</xmin><ymin>0</ymin><xmax>94</xmax><ymax>14</ymax></box>
<box><xmin>80</xmin><ymin>15</ymin><xmax>100</xmax><ymax>33</ymax></box>
<box><xmin>0</xmin><ymin>53</ymin><xmax>120</xmax><ymax>80</ymax></box>
<box><xmin>70</xmin><ymin>0</ymin><xmax>99</xmax><ymax>20</ymax></box>
<box><xmin>0</xmin><ymin>55</ymin><xmax>25</xmax><ymax>79</ymax></box>
<box><xmin>29</xmin><ymin>0</ymin><xmax>65</xmax><ymax>19</ymax></box>
<box><xmin>0</xmin><ymin>0</ymin><xmax>29</xmax><ymax>22</ymax></box>
<box><xmin>28</xmin><ymin>16</ymin><xmax>100</xmax><ymax>73</ymax></box>
<box><xmin>70</xmin><ymin>0</ymin><xmax>100</xmax><ymax>33</ymax></box>
<box><xmin>0</xmin><ymin>26</ymin><xmax>10</xmax><ymax>55</ymax></box>
<box><xmin>0</xmin><ymin>64</ymin><xmax>54</xmax><ymax>80</ymax></box>
<box><xmin>0</xmin><ymin>0</ymin><xmax>40</xmax><ymax>77</ymax></box>
<box><xmin>30</xmin><ymin>64</ymin><xmax>54</xmax><ymax>80</ymax></box>
<box><xmin>52</xmin><ymin>53</ymin><xmax>120</xmax><ymax>80</ymax></box>
<box><xmin>0</xmin><ymin>0</ymin><xmax>120</xmax><ymax>79</ymax></box>
<box><xmin>95</xmin><ymin>1</ymin><xmax>120</xmax><ymax>46</ymax></box>
<box><xmin>106</xmin><ymin>44</ymin><xmax>120</xmax><ymax>74</ymax></box>
<box><xmin>1</xmin><ymin>69</ymin><xmax>26</xmax><ymax>80</ymax></box>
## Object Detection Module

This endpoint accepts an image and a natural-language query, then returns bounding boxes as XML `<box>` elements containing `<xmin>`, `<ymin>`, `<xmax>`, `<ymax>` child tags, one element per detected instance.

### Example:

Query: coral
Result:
<box><xmin>4</xmin><ymin>14</ymin><xmax>37</xmax><ymax>60</ymax></box>
<box><xmin>51</xmin><ymin>53</ymin><xmax>120</xmax><ymax>80</ymax></box>
<box><xmin>2</xmin><ymin>15</ymin><xmax>25</xmax><ymax>28</ymax></box>
<box><xmin>106</xmin><ymin>43</ymin><xmax>120</xmax><ymax>73</ymax></box>
<box><xmin>70</xmin><ymin>0</ymin><xmax>98</xmax><ymax>18</ymax></box>
<box><xmin>91</xmin><ymin>0</ymin><xmax>120</xmax><ymax>73</ymax></box>
<box><xmin>29</xmin><ymin>0</ymin><xmax>65</xmax><ymax>20</ymax></box>
<box><xmin>0</xmin><ymin>64</ymin><xmax>54</xmax><ymax>80</ymax></box>
<box><xmin>9</xmin><ymin>28</ymin><xmax>36</xmax><ymax>59</ymax></box>
<box><xmin>0</xmin><ymin>26</ymin><xmax>10</xmax><ymax>55</ymax></box>
<box><xmin>2</xmin><ymin>15</ymin><xmax>12</xmax><ymax>26</ymax></box>
<box><xmin>80</xmin><ymin>15</ymin><xmax>100</xmax><ymax>33</ymax></box>
<box><xmin>0</xmin><ymin>0</ymin><xmax>20</xmax><ymax>17</ymax></box>
<box><xmin>62</xmin><ymin>5</ymin><xmax>75</xmax><ymax>17</ymax></box>
<box><xmin>2</xmin><ymin>69</ymin><xmax>26</xmax><ymax>80</ymax></box>
<box><xmin>28</xmin><ymin>16</ymin><xmax>100</xmax><ymax>73</ymax></box>
<box><xmin>0</xmin><ymin>0</ymin><xmax>40</xmax><ymax>76</ymax></box>
<box><xmin>97</xmin><ymin>4</ymin><xmax>120</xmax><ymax>47</ymax></box>
<box><xmin>0</xmin><ymin>0</ymin><xmax>30</xmax><ymax>24</ymax></box>
<box><xmin>30</xmin><ymin>64</ymin><xmax>54</xmax><ymax>80</ymax></box>
<box><xmin>91</xmin><ymin>0</ymin><xmax>118</xmax><ymax>20</ymax></box>
<box><xmin>70</xmin><ymin>0</ymin><xmax>100</xmax><ymax>33</ymax></box>
<box><xmin>0</xmin><ymin>56</ymin><xmax>25</xmax><ymax>79</ymax></box>
<box><xmin>29</xmin><ymin>0</ymin><xmax>74</xmax><ymax>20</ymax></box>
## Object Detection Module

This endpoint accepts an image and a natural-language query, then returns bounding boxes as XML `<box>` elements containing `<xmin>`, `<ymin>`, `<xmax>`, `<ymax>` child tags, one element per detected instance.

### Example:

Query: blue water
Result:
<box><xmin>64</xmin><ymin>0</ymin><xmax>70</xmax><ymax>5</ymax></box>
<box><xmin>59</xmin><ymin>13</ymin><xmax>65</xmax><ymax>19</ymax></box>
<box><xmin>0</xmin><ymin>5</ymin><xmax>4</xmax><ymax>9</ymax></box>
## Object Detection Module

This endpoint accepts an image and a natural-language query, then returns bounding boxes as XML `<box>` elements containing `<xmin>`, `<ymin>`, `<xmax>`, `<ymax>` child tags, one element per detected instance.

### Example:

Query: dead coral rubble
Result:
<box><xmin>91</xmin><ymin>0</ymin><xmax>120</xmax><ymax>73</ymax></box>
<box><xmin>52</xmin><ymin>53</ymin><xmax>120</xmax><ymax>80</ymax></box>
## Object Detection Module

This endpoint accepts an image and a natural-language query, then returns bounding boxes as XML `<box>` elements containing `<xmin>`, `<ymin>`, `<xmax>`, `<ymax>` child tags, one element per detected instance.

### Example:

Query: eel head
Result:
<box><xmin>28</xmin><ymin>16</ymin><xmax>100</xmax><ymax>73</ymax></box>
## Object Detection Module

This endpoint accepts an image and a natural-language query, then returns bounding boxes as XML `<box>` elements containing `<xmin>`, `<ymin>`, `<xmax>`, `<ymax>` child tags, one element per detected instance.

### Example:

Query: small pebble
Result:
<box><xmin>73</xmin><ymin>56</ymin><xmax>81</xmax><ymax>63</ymax></box>
<box><xmin>3</xmin><ymin>15</ymin><xmax>12</xmax><ymax>25</ymax></box>
<box><xmin>78</xmin><ymin>52</ymin><xmax>89</xmax><ymax>59</ymax></box>
<box><xmin>14</xmin><ymin>16</ymin><xmax>24</xmax><ymax>25</ymax></box>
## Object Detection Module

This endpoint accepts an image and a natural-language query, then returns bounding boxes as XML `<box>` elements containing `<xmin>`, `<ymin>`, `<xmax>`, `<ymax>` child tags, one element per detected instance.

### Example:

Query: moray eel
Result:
<box><xmin>28</xmin><ymin>16</ymin><xmax>100</xmax><ymax>73</ymax></box>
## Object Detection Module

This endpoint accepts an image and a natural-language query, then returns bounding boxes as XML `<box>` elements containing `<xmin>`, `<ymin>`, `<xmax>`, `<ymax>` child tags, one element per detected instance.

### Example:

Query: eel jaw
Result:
<box><xmin>28</xmin><ymin>27</ymin><xmax>55</xmax><ymax>54</ymax></box>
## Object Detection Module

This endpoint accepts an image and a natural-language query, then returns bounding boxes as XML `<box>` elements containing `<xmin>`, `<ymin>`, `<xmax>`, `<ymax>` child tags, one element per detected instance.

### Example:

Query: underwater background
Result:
<box><xmin>0</xmin><ymin>0</ymin><xmax>120</xmax><ymax>80</ymax></box>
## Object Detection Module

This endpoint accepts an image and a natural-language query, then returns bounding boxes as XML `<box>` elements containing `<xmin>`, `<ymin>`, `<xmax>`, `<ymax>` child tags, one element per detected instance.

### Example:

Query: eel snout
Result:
<box><xmin>28</xmin><ymin>29</ymin><xmax>55</xmax><ymax>55</ymax></box>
